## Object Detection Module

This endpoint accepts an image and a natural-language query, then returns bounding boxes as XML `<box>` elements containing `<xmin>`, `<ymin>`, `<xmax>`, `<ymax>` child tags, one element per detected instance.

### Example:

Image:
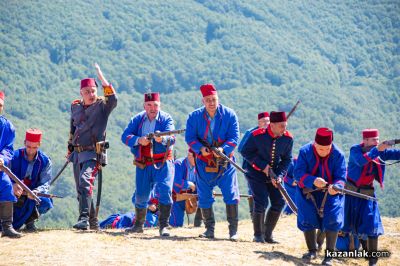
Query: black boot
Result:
<box><xmin>302</xmin><ymin>230</ymin><xmax>317</xmax><ymax>261</ymax></box>
<box><xmin>199</xmin><ymin>208</ymin><xmax>215</xmax><ymax>239</ymax></box>
<box><xmin>159</xmin><ymin>204</ymin><xmax>172</xmax><ymax>237</ymax></box>
<box><xmin>322</xmin><ymin>231</ymin><xmax>338</xmax><ymax>265</ymax></box>
<box><xmin>360</xmin><ymin>238</ymin><xmax>368</xmax><ymax>251</ymax></box>
<box><xmin>0</xmin><ymin>202</ymin><xmax>22</xmax><ymax>238</ymax></box>
<box><xmin>226</xmin><ymin>204</ymin><xmax>239</xmax><ymax>241</ymax></box>
<box><xmin>126</xmin><ymin>208</ymin><xmax>147</xmax><ymax>233</ymax></box>
<box><xmin>193</xmin><ymin>207</ymin><xmax>203</xmax><ymax>227</ymax></box>
<box><xmin>252</xmin><ymin>211</ymin><xmax>265</xmax><ymax>243</ymax></box>
<box><xmin>368</xmin><ymin>237</ymin><xmax>378</xmax><ymax>266</ymax></box>
<box><xmin>24</xmin><ymin>206</ymin><xmax>39</xmax><ymax>232</ymax></box>
<box><xmin>89</xmin><ymin>198</ymin><xmax>99</xmax><ymax>230</ymax></box>
<box><xmin>317</xmin><ymin>229</ymin><xmax>326</xmax><ymax>251</ymax></box>
<box><xmin>73</xmin><ymin>194</ymin><xmax>91</xmax><ymax>230</ymax></box>
<box><xmin>248</xmin><ymin>196</ymin><xmax>254</xmax><ymax>219</ymax></box>
<box><xmin>264</xmin><ymin>209</ymin><xmax>281</xmax><ymax>243</ymax></box>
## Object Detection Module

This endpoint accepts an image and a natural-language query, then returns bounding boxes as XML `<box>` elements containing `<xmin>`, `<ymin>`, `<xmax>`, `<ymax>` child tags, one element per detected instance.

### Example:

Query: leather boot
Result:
<box><xmin>159</xmin><ymin>204</ymin><xmax>172</xmax><ymax>237</ymax></box>
<box><xmin>0</xmin><ymin>202</ymin><xmax>22</xmax><ymax>238</ymax></box>
<box><xmin>24</xmin><ymin>206</ymin><xmax>39</xmax><ymax>232</ymax></box>
<box><xmin>199</xmin><ymin>208</ymin><xmax>215</xmax><ymax>239</ymax></box>
<box><xmin>322</xmin><ymin>230</ymin><xmax>338</xmax><ymax>265</ymax></box>
<box><xmin>226</xmin><ymin>204</ymin><xmax>239</xmax><ymax>241</ymax></box>
<box><xmin>89</xmin><ymin>199</ymin><xmax>99</xmax><ymax>230</ymax></box>
<box><xmin>193</xmin><ymin>207</ymin><xmax>203</xmax><ymax>227</ymax></box>
<box><xmin>126</xmin><ymin>208</ymin><xmax>147</xmax><ymax>233</ymax></box>
<box><xmin>252</xmin><ymin>211</ymin><xmax>265</xmax><ymax>243</ymax></box>
<box><xmin>248</xmin><ymin>196</ymin><xmax>254</xmax><ymax>219</ymax></box>
<box><xmin>302</xmin><ymin>230</ymin><xmax>317</xmax><ymax>261</ymax></box>
<box><xmin>360</xmin><ymin>238</ymin><xmax>368</xmax><ymax>251</ymax></box>
<box><xmin>264</xmin><ymin>209</ymin><xmax>281</xmax><ymax>243</ymax></box>
<box><xmin>317</xmin><ymin>229</ymin><xmax>326</xmax><ymax>251</ymax></box>
<box><xmin>368</xmin><ymin>237</ymin><xmax>378</xmax><ymax>266</ymax></box>
<box><xmin>73</xmin><ymin>194</ymin><xmax>91</xmax><ymax>230</ymax></box>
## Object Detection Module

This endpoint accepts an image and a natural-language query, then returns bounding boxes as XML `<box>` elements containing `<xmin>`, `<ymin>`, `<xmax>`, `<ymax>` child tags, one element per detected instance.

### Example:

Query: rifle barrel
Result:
<box><xmin>332</xmin><ymin>185</ymin><xmax>377</xmax><ymax>202</ymax></box>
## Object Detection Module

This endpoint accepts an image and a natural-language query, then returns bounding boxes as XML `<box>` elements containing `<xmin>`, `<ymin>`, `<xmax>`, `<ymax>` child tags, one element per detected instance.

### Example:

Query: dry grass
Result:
<box><xmin>0</xmin><ymin>215</ymin><xmax>398</xmax><ymax>266</ymax></box>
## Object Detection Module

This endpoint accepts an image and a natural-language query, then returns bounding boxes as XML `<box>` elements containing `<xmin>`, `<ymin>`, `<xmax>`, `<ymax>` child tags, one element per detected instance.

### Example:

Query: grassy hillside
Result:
<box><xmin>0</xmin><ymin>1</ymin><xmax>399</xmax><ymax>227</ymax></box>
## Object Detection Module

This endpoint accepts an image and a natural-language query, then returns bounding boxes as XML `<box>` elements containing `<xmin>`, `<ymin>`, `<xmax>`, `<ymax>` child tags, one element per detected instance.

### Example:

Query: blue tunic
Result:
<box><xmin>185</xmin><ymin>104</ymin><xmax>240</xmax><ymax>208</ymax></box>
<box><xmin>99</xmin><ymin>211</ymin><xmax>158</xmax><ymax>229</ymax></box>
<box><xmin>294</xmin><ymin>143</ymin><xmax>346</xmax><ymax>232</ymax></box>
<box><xmin>343</xmin><ymin>144</ymin><xmax>400</xmax><ymax>238</ymax></box>
<box><xmin>121</xmin><ymin>110</ymin><xmax>175</xmax><ymax>208</ymax></box>
<box><xmin>169</xmin><ymin>157</ymin><xmax>196</xmax><ymax>227</ymax></box>
<box><xmin>0</xmin><ymin>116</ymin><xmax>16</xmax><ymax>202</ymax></box>
<box><xmin>10</xmin><ymin>148</ymin><xmax>53</xmax><ymax>229</ymax></box>
<box><xmin>240</xmin><ymin>126</ymin><xmax>293</xmax><ymax>213</ymax></box>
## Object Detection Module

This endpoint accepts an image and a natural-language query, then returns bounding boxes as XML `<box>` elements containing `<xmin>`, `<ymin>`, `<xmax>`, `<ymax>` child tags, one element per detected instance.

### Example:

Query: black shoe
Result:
<box><xmin>302</xmin><ymin>251</ymin><xmax>317</xmax><ymax>261</ymax></box>
<box><xmin>226</xmin><ymin>204</ymin><xmax>239</xmax><ymax>242</ymax></box>
<box><xmin>1</xmin><ymin>226</ymin><xmax>22</xmax><ymax>238</ymax></box>
<box><xmin>73</xmin><ymin>220</ymin><xmax>89</xmax><ymax>230</ymax></box>
<box><xmin>125</xmin><ymin>225</ymin><xmax>144</xmax><ymax>233</ymax></box>
<box><xmin>199</xmin><ymin>228</ymin><xmax>215</xmax><ymax>239</ymax></box>
<box><xmin>321</xmin><ymin>257</ymin><xmax>333</xmax><ymax>265</ymax></box>
<box><xmin>25</xmin><ymin>221</ymin><xmax>38</xmax><ymax>232</ymax></box>
<box><xmin>199</xmin><ymin>208</ymin><xmax>215</xmax><ymax>239</ymax></box>
<box><xmin>264</xmin><ymin>209</ymin><xmax>281</xmax><ymax>244</ymax></box>
<box><xmin>253</xmin><ymin>235</ymin><xmax>265</xmax><ymax>243</ymax></box>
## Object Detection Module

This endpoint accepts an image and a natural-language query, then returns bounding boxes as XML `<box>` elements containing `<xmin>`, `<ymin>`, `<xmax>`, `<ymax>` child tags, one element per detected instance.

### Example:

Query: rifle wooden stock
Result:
<box><xmin>268</xmin><ymin>169</ymin><xmax>298</xmax><ymax>215</ymax></box>
<box><xmin>0</xmin><ymin>164</ymin><xmax>41</xmax><ymax>204</ymax></box>
<box><xmin>332</xmin><ymin>185</ymin><xmax>377</xmax><ymax>201</ymax></box>
<box><xmin>22</xmin><ymin>191</ymin><xmax>64</xmax><ymax>199</ymax></box>
<box><xmin>383</xmin><ymin>139</ymin><xmax>400</xmax><ymax>146</ymax></box>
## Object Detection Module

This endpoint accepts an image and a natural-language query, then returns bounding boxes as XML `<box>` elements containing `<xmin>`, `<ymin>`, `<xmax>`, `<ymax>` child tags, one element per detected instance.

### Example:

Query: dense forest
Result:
<box><xmin>0</xmin><ymin>0</ymin><xmax>399</xmax><ymax>227</ymax></box>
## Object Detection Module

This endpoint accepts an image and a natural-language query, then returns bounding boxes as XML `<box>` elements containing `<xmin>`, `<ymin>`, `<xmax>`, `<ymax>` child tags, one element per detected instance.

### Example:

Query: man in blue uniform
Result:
<box><xmin>343</xmin><ymin>129</ymin><xmax>399</xmax><ymax>266</ymax></box>
<box><xmin>294</xmin><ymin>128</ymin><xmax>346</xmax><ymax>265</ymax></box>
<box><xmin>169</xmin><ymin>150</ymin><xmax>197</xmax><ymax>227</ymax></box>
<box><xmin>0</xmin><ymin>91</ymin><xmax>21</xmax><ymax>238</ymax></box>
<box><xmin>240</xmin><ymin>111</ymin><xmax>293</xmax><ymax>243</ymax></box>
<box><xmin>121</xmin><ymin>92</ymin><xmax>175</xmax><ymax>237</ymax></box>
<box><xmin>69</xmin><ymin>64</ymin><xmax>117</xmax><ymax>230</ymax></box>
<box><xmin>11</xmin><ymin>129</ymin><xmax>53</xmax><ymax>231</ymax></box>
<box><xmin>185</xmin><ymin>84</ymin><xmax>240</xmax><ymax>241</ymax></box>
<box><xmin>238</xmin><ymin>112</ymin><xmax>270</xmax><ymax>218</ymax></box>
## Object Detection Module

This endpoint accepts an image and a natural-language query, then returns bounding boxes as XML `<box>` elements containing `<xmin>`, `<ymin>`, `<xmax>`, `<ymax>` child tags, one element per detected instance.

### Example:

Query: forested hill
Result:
<box><xmin>0</xmin><ymin>1</ymin><xmax>399</xmax><ymax>227</ymax></box>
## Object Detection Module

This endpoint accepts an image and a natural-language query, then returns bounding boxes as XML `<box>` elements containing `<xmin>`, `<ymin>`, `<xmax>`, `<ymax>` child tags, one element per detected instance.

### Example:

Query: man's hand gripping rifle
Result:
<box><xmin>268</xmin><ymin>168</ymin><xmax>298</xmax><ymax>215</ymax></box>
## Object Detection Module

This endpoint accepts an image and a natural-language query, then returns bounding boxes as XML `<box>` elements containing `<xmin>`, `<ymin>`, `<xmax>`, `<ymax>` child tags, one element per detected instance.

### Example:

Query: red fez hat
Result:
<box><xmin>362</xmin><ymin>129</ymin><xmax>379</xmax><ymax>139</ymax></box>
<box><xmin>144</xmin><ymin>92</ymin><xmax>160</xmax><ymax>102</ymax></box>
<box><xmin>0</xmin><ymin>91</ymin><xmax>4</xmax><ymax>102</ymax></box>
<box><xmin>258</xmin><ymin>112</ymin><xmax>269</xmax><ymax>120</ymax></box>
<box><xmin>80</xmin><ymin>78</ymin><xmax>98</xmax><ymax>89</ymax></box>
<box><xmin>25</xmin><ymin>128</ymin><xmax>42</xmax><ymax>143</ymax></box>
<box><xmin>200</xmin><ymin>84</ymin><xmax>217</xmax><ymax>97</ymax></box>
<box><xmin>269</xmin><ymin>111</ymin><xmax>287</xmax><ymax>123</ymax></box>
<box><xmin>315</xmin><ymin>127</ymin><xmax>333</xmax><ymax>146</ymax></box>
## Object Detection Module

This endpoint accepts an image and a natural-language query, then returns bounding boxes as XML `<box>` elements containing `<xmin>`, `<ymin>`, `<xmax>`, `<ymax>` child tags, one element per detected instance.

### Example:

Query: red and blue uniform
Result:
<box><xmin>294</xmin><ymin>143</ymin><xmax>346</xmax><ymax>232</ymax></box>
<box><xmin>10</xmin><ymin>148</ymin><xmax>53</xmax><ymax>229</ymax></box>
<box><xmin>343</xmin><ymin>144</ymin><xmax>400</xmax><ymax>238</ymax></box>
<box><xmin>169</xmin><ymin>157</ymin><xmax>196</xmax><ymax>227</ymax></box>
<box><xmin>240</xmin><ymin>126</ymin><xmax>293</xmax><ymax>213</ymax></box>
<box><xmin>185</xmin><ymin>104</ymin><xmax>240</xmax><ymax>208</ymax></box>
<box><xmin>0</xmin><ymin>116</ymin><xmax>16</xmax><ymax>203</ymax></box>
<box><xmin>121</xmin><ymin>110</ymin><xmax>175</xmax><ymax>208</ymax></box>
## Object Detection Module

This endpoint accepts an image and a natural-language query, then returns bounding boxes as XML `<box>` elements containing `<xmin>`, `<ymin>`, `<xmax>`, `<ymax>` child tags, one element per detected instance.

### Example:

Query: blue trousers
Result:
<box><xmin>135</xmin><ymin>160</ymin><xmax>174</xmax><ymax>209</ymax></box>
<box><xmin>247</xmin><ymin>176</ymin><xmax>285</xmax><ymax>213</ymax></box>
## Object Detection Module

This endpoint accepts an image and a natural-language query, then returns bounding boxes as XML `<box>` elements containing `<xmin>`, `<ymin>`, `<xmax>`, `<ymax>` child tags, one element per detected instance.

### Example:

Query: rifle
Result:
<box><xmin>146</xmin><ymin>129</ymin><xmax>186</xmax><ymax>140</ymax></box>
<box><xmin>286</xmin><ymin>100</ymin><xmax>301</xmax><ymax>120</ymax></box>
<box><xmin>175</xmin><ymin>192</ymin><xmax>252</xmax><ymax>202</ymax></box>
<box><xmin>331</xmin><ymin>185</ymin><xmax>377</xmax><ymax>201</ymax></box>
<box><xmin>0</xmin><ymin>163</ymin><xmax>41</xmax><ymax>204</ymax></box>
<box><xmin>268</xmin><ymin>169</ymin><xmax>298</xmax><ymax>215</ymax></box>
<box><xmin>22</xmin><ymin>191</ymin><xmax>64</xmax><ymax>199</ymax></box>
<box><xmin>198</xmin><ymin>139</ymin><xmax>247</xmax><ymax>174</ymax></box>
<box><xmin>383</xmin><ymin>139</ymin><xmax>400</xmax><ymax>146</ymax></box>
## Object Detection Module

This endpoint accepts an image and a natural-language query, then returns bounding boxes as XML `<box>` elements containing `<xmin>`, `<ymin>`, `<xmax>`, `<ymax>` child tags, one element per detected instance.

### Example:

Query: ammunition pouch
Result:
<box><xmin>185</xmin><ymin>197</ymin><xmax>198</xmax><ymax>214</ymax></box>
<box><xmin>345</xmin><ymin>182</ymin><xmax>374</xmax><ymax>197</ymax></box>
